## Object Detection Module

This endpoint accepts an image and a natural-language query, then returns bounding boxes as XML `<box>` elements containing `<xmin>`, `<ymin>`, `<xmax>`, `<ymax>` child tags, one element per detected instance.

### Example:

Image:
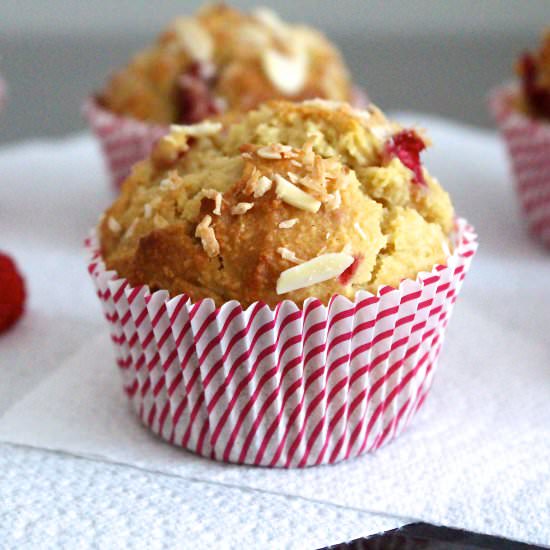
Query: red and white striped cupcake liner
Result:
<box><xmin>83</xmin><ymin>88</ymin><xmax>371</xmax><ymax>193</ymax></box>
<box><xmin>86</xmin><ymin>218</ymin><xmax>476</xmax><ymax>467</ymax></box>
<box><xmin>490</xmin><ymin>85</ymin><xmax>550</xmax><ymax>247</ymax></box>
<box><xmin>83</xmin><ymin>98</ymin><xmax>168</xmax><ymax>191</ymax></box>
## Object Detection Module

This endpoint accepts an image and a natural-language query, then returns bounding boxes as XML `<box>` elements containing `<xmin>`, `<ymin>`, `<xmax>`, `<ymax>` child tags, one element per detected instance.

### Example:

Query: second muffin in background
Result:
<box><xmin>86</xmin><ymin>4</ymin><xmax>365</xmax><ymax>189</ymax></box>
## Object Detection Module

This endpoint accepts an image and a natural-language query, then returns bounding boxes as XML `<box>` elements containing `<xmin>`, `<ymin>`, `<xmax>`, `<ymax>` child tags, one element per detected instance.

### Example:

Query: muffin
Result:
<box><xmin>85</xmin><ymin>4</ymin><xmax>365</xmax><ymax>189</ymax></box>
<box><xmin>88</xmin><ymin>100</ymin><xmax>476</xmax><ymax>467</ymax></box>
<box><xmin>490</xmin><ymin>29</ymin><xmax>550</xmax><ymax>247</ymax></box>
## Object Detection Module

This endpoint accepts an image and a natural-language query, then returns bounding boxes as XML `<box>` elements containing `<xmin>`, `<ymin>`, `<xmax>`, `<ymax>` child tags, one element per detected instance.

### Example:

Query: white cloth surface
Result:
<box><xmin>1</xmin><ymin>115</ymin><xmax>549</xmax><ymax>548</ymax></box>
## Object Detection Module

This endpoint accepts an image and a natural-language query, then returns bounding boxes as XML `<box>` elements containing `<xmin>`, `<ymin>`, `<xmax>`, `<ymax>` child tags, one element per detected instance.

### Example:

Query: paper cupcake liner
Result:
<box><xmin>86</xmin><ymin>218</ymin><xmax>476</xmax><ymax>467</ymax></box>
<box><xmin>489</xmin><ymin>85</ymin><xmax>550</xmax><ymax>247</ymax></box>
<box><xmin>83</xmin><ymin>88</ymin><xmax>371</xmax><ymax>193</ymax></box>
<box><xmin>83</xmin><ymin>98</ymin><xmax>168</xmax><ymax>191</ymax></box>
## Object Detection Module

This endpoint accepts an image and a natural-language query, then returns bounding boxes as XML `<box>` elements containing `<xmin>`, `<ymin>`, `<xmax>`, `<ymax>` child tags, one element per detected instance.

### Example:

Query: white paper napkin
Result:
<box><xmin>1</xmin><ymin>115</ymin><xmax>549</xmax><ymax>546</ymax></box>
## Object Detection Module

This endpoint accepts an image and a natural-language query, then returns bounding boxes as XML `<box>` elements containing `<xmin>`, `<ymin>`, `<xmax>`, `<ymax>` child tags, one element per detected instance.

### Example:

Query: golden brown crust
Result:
<box><xmin>100</xmin><ymin>100</ymin><xmax>454</xmax><ymax>307</ymax></box>
<box><xmin>100</xmin><ymin>5</ymin><xmax>353</xmax><ymax>124</ymax></box>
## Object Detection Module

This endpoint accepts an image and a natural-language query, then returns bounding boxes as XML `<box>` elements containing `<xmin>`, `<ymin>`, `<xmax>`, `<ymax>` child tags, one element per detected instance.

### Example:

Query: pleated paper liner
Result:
<box><xmin>83</xmin><ymin>88</ymin><xmax>371</xmax><ymax>193</ymax></box>
<box><xmin>489</xmin><ymin>85</ymin><xmax>550</xmax><ymax>248</ymax></box>
<box><xmin>86</xmin><ymin>218</ymin><xmax>477</xmax><ymax>467</ymax></box>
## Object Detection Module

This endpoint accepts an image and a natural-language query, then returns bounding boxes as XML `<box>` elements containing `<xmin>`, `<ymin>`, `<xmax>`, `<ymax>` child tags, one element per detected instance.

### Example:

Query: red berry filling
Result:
<box><xmin>519</xmin><ymin>53</ymin><xmax>550</xmax><ymax>119</ymax></box>
<box><xmin>176</xmin><ymin>62</ymin><xmax>223</xmax><ymax>124</ymax></box>
<box><xmin>338</xmin><ymin>255</ymin><xmax>362</xmax><ymax>286</ymax></box>
<box><xmin>384</xmin><ymin>129</ymin><xmax>427</xmax><ymax>186</ymax></box>
<box><xmin>0</xmin><ymin>252</ymin><xmax>26</xmax><ymax>334</ymax></box>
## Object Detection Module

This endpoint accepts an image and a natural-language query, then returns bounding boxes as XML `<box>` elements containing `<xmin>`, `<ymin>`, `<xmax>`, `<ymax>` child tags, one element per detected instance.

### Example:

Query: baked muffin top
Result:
<box><xmin>516</xmin><ymin>28</ymin><xmax>550</xmax><ymax>119</ymax></box>
<box><xmin>99</xmin><ymin>5</ymin><xmax>354</xmax><ymax>124</ymax></box>
<box><xmin>99</xmin><ymin>100</ymin><xmax>454</xmax><ymax>307</ymax></box>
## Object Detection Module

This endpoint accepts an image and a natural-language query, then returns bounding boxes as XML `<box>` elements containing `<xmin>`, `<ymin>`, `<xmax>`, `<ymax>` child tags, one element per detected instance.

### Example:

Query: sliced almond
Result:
<box><xmin>170</xmin><ymin>121</ymin><xmax>222</xmax><ymax>137</ymax></box>
<box><xmin>275</xmin><ymin>174</ymin><xmax>320</xmax><ymax>213</ymax></box>
<box><xmin>143</xmin><ymin>204</ymin><xmax>153</xmax><ymax>219</ymax></box>
<box><xmin>276</xmin><ymin>253</ymin><xmax>354</xmax><ymax>295</ymax></box>
<box><xmin>262</xmin><ymin>48</ymin><xmax>307</xmax><ymax>95</ymax></box>
<box><xmin>172</xmin><ymin>17</ymin><xmax>213</xmax><ymax>62</ymax></box>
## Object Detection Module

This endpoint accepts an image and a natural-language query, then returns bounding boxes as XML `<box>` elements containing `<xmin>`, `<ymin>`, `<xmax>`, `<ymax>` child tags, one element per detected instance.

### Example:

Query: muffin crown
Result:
<box><xmin>100</xmin><ymin>100</ymin><xmax>454</xmax><ymax>307</ymax></box>
<box><xmin>100</xmin><ymin>5</ymin><xmax>354</xmax><ymax>124</ymax></box>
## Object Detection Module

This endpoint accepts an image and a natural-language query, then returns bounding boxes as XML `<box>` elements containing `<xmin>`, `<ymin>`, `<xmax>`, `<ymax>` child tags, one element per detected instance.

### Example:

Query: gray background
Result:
<box><xmin>0</xmin><ymin>0</ymin><xmax>548</xmax><ymax>144</ymax></box>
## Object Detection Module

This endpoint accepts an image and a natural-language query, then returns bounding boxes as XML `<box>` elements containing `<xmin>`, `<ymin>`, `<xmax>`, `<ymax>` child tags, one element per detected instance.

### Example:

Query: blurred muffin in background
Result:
<box><xmin>85</xmin><ymin>4</ymin><xmax>365</xmax><ymax>189</ymax></box>
<box><xmin>490</xmin><ymin>28</ymin><xmax>550</xmax><ymax>247</ymax></box>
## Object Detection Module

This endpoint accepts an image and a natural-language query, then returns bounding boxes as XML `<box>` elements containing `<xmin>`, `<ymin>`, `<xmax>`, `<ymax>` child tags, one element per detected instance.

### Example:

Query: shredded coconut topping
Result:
<box><xmin>257</xmin><ymin>144</ymin><xmax>297</xmax><ymax>160</ymax></box>
<box><xmin>278</xmin><ymin>218</ymin><xmax>298</xmax><ymax>229</ymax></box>
<box><xmin>231</xmin><ymin>202</ymin><xmax>254</xmax><ymax>215</ymax></box>
<box><xmin>200</xmin><ymin>188</ymin><xmax>223</xmax><ymax>215</ymax></box>
<box><xmin>159</xmin><ymin>177</ymin><xmax>176</xmax><ymax>190</ymax></box>
<box><xmin>143</xmin><ymin>204</ymin><xmax>153</xmax><ymax>219</ymax></box>
<box><xmin>354</xmin><ymin>222</ymin><xmax>367</xmax><ymax>240</ymax></box>
<box><xmin>154</xmin><ymin>214</ymin><xmax>169</xmax><ymax>229</ymax></box>
<box><xmin>108</xmin><ymin>217</ymin><xmax>121</xmax><ymax>233</ymax></box>
<box><xmin>254</xmin><ymin>176</ymin><xmax>273</xmax><ymax>198</ymax></box>
<box><xmin>195</xmin><ymin>215</ymin><xmax>220</xmax><ymax>257</ymax></box>
<box><xmin>325</xmin><ymin>190</ymin><xmax>342</xmax><ymax>210</ymax></box>
<box><xmin>124</xmin><ymin>219</ymin><xmax>138</xmax><ymax>239</ymax></box>
<box><xmin>277</xmin><ymin>247</ymin><xmax>303</xmax><ymax>264</ymax></box>
<box><xmin>170</xmin><ymin>121</ymin><xmax>222</xmax><ymax>137</ymax></box>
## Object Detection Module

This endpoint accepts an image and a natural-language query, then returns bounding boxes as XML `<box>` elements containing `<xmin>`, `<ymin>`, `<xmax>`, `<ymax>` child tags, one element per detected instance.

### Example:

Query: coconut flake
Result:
<box><xmin>277</xmin><ymin>247</ymin><xmax>303</xmax><ymax>264</ymax></box>
<box><xmin>108</xmin><ymin>216</ymin><xmax>121</xmax><ymax>233</ymax></box>
<box><xmin>195</xmin><ymin>215</ymin><xmax>220</xmax><ymax>257</ymax></box>
<box><xmin>231</xmin><ymin>202</ymin><xmax>254</xmax><ymax>215</ymax></box>
<box><xmin>275</xmin><ymin>174</ymin><xmax>321</xmax><ymax>213</ymax></box>
<box><xmin>276</xmin><ymin>253</ymin><xmax>354</xmax><ymax>294</ymax></box>
<box><xmin>325</xmin><ymin>190</ymin><xmax>342</xmax><ymax>210</ymax></box>
<box><xmin>354</xmin><ymin>222</ymin><xmax>367</xmax><ymax>240</ymax></box>
<box><xmin>170</xmin><ymin>121</ymin><xmax>222</xmax><ymax>137</ymax></box>
<box><xmin>254</xmin><ymin>176</ymin><xmax>273</xmax><ymax>198</ymax></box>
<box><xmin>278</xmin><ymin>218</ymin><xmax>298</xmax><ymax>229</ymax></box>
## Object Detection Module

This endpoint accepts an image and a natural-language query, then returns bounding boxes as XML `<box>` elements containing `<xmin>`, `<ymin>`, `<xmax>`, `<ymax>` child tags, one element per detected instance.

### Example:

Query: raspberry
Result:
<box><xmin>176</xmin><ymin>62</ymin><xmax>223</xmax><ymax>124</ymax></box>
<box><xmin>519</xmin><ymin>53</ymin><xmax>550</xmax><ymax>119</ymax></box>
<box><xmin>338</xmin><ymin>255</ymin><xmax>362</xmax><ymax>286</ymax></box>
<box><xmin>384</xmin><ymin>129</ymin><xmax>427</xmax><ymax>186</ymax></box>
<box><xmin>0</xmin><ymin>251</ymin><xmax>26</xmax><ymax>334</ymax></box>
